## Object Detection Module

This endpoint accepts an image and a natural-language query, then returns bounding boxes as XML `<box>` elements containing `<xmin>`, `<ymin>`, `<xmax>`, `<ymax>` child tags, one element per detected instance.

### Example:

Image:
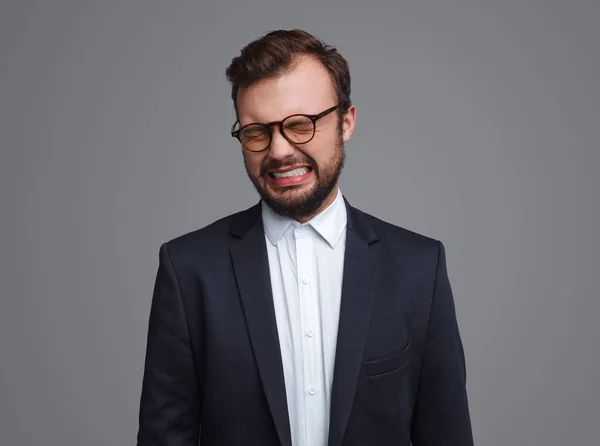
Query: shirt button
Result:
<box><xmin>306</xmin><ymin>329</ymin><xmax>314</xmax><ymax>337</ymax></box>
<box><xmin>296</xmin><ymin>227</ymin><xmax>303</xmax><ymax>234</ymax></box>
<box><xmin>301</xmin><ymin>277</ymin><xmax>309</xmax><ymax>284</ymax></box>
<box><xmin>308</xmin><ymin>387</ymin><xmax>316</xmax><ymax>395</ymax></box>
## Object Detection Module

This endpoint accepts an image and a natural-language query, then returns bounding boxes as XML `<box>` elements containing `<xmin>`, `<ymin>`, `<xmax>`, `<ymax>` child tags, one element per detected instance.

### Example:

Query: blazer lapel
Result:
<box><xmin>229</xmin><ymin>205</ymin><xmax>292</xmax><ymax>446</ymax></box>
<box><xmin>328</xmin><ymin>201</ymin><xmax>380</xmax><ymax>446</ymax></box>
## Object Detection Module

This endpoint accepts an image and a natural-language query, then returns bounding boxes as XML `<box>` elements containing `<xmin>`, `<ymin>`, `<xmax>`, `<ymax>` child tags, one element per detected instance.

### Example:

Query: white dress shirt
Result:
<box><xmin>262</xmin><ymin>188</ymin><xmax>347</xmax><ymax>446</ymax></box>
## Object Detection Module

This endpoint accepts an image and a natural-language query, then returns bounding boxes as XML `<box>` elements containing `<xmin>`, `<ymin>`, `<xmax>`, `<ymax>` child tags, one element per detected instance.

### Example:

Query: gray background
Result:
<box><xmin>1</xmin><ymin>0</ymin><xmax>598</xmax><ymax>444</ymax></box>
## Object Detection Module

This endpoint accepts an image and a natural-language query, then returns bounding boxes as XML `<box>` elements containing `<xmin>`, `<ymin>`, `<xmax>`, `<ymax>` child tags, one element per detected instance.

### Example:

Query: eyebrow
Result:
<box><xmin>240</xmin><ymin>106</ymin><xmax>338</xmax><ymax>127</ymax></box>
<box><xmin>241</xmin><ymin>113</ymin><xmax>300</xmax><ymax>126</ymax></box>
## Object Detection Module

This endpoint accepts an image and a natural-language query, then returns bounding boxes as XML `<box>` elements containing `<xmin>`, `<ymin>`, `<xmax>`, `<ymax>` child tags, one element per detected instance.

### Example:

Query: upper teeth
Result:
<box><xmin>272</xmin><ymin>167</ymin><xmax>309</xmax><ymax>178</ymax></box>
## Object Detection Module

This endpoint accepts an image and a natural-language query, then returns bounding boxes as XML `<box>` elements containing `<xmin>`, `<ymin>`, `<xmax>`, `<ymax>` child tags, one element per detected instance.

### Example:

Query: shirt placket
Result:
<box><xmin>294</xmin><ymin>224</ymin><xmax>321</xmax><ymax>445</ymax></box>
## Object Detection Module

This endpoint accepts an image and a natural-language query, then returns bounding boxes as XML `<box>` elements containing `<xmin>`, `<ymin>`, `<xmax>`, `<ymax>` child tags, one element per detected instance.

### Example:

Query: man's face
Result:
<box><xmin>236</xmin><ymin>56</ymin><xmax>356</xmax><ymax>221</ymax></box>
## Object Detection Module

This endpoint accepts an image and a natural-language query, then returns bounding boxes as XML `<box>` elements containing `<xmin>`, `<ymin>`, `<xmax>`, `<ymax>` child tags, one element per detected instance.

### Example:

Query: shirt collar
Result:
<box><xmin>262</xmin><ymin>188</ymin><xmax>347</xmax><ymax>248</ymax></box>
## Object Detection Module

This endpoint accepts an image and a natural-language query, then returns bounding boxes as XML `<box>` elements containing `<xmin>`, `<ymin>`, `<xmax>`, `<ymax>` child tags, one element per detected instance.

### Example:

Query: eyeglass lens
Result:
<box><xmin>239</xmin><ymin>115</ymin><xmax>314</xmax><ymax>151</ymax></box>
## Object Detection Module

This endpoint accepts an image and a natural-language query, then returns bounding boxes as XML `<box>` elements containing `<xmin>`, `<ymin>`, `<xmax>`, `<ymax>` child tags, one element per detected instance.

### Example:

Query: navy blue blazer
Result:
<box><xmin>137</xmin><ymin>199</ymin><xmax>473</xmax><ymax>445</ymax></box>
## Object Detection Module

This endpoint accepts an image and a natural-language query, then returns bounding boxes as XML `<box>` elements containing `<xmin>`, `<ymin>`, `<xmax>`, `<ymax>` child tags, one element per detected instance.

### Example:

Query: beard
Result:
<box><xmin>244</xmin><ymin>130</ymin><xmax>346</xmax><ymax>221</ymax></box>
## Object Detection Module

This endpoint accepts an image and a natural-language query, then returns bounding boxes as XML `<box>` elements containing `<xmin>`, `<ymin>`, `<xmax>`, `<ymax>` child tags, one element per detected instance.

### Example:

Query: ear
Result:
<box><xmin>341</xmin><ymin>105</ymin><xmax>356</xmax><ymax>143</ymax></box>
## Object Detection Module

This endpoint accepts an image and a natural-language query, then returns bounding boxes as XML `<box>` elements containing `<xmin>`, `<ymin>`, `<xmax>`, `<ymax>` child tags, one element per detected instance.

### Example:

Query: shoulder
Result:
<box><xmin>349</xmin><ymin>205</ymin><xmax>442</xmax><ymax>259</ymax></box>
<box><xmin>349</xmin><ymin>206</ymin><xmax>449</xmax><ymax>287</ymax></box>
<box><xmin>160</xmin><ymin>203</ymin><xmax>261</xmax><ymax>260</ymax></box>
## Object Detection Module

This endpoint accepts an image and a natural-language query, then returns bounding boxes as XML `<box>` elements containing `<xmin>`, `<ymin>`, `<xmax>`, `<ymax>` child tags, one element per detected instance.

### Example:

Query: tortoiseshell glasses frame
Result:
<box><xmin>231</xmin><ymin>104</ymin><xmax>340</xmax><ymax>152</ymax></box>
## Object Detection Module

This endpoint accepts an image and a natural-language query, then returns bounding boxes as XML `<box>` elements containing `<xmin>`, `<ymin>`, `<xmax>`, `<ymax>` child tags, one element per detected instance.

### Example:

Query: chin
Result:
<box><xmin>267</xmin><ymin>192</ymin><xmax>309</xmax><ymax>209</ymax></box>
<box><xmin>278</xmin><ymin>183</ymin><xmax>313</xmax><ymax>196</ymax></box>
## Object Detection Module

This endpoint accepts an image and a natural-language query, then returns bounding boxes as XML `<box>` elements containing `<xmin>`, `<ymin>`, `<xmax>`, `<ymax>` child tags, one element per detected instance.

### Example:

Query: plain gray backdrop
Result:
<box><xmin>1</xmin><ymin>0</ymin><xmax>598</xmax><ymax>445</ymax></box>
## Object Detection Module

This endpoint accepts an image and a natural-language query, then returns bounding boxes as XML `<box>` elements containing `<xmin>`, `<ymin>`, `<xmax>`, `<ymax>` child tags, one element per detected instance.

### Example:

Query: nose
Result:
<box><xmin>268</xmin><ymin>123</ymin><xmax>295</xmax><ymax>160</ymax></box>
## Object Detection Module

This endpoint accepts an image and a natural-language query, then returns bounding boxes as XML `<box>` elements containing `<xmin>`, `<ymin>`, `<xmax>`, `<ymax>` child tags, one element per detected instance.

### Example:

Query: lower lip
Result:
<box><xmin>267</xmin><ymin>169</ymin><xmax>313</xmax><ymax>187</ymax></box>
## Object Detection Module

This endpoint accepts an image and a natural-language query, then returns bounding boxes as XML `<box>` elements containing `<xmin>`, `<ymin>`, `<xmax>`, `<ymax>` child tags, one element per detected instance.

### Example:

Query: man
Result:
<box><xmin>137</xmin><ymin>29</ymin><xmax>473</xmax><ymax>446</ymax></box>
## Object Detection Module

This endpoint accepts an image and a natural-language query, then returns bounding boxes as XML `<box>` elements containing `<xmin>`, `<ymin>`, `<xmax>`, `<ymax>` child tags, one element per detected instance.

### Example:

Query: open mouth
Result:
<box><xmin>268</xmin><ymin>166</ymin><xmax>313</xmax><ymax>179</ymax></box>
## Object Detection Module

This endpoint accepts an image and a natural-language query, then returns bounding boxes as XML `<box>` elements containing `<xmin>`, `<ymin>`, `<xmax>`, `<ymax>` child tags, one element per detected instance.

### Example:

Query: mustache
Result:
<box><xmin>260</xmin><ymin>156</ymin><xmax>316</xmax><ymax>176</ymax></box>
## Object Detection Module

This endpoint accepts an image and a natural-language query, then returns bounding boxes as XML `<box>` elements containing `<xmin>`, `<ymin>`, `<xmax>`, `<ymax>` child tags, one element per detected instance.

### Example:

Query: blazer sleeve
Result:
<box><xmin>137</xmin><ymin>243</ymin><xmax>201</xmax><ymax>445</ymax></box>
<box><xmin>411</xmin><ymin>241</ymin><xmax>474</xmax><ymax>445</ymax></box>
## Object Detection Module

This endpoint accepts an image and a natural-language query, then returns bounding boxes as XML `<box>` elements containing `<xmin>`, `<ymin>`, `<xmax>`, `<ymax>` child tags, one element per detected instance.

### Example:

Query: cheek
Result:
<box><xmin>304</xmin><ymin>137</ymin><xmax>337</xmax><ymax>165</ymax></box>
<box><xmin>243</xmin><ymin>153</ymin><xmax>264</xmax><ymax>175</ymax></box>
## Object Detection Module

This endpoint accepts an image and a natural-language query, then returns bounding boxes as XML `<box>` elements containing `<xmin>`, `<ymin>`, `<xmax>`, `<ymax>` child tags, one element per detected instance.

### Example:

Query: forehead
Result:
<box><xmin>236</xmin><ymin>56</ymin><xmax>336</xmax><ymax>124</ymax></box>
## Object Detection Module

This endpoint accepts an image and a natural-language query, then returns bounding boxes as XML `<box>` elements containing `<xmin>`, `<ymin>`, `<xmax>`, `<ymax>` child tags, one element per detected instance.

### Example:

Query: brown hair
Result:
<box><xmin>225</xmin><ymin>29</ymin><xmax>351</xmax><ymax>119</ymax></box>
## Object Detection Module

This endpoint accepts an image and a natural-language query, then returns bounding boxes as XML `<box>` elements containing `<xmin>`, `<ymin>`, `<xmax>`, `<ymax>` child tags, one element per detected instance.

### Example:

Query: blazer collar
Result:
<box><xmin>229</xmin><ymin>206</ymin><xmax>292</xmax><ymax>445</ymax></box>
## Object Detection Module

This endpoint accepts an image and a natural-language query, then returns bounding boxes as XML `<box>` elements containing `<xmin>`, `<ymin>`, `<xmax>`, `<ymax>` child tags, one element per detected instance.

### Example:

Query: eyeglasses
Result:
<box><xmin>231</xmin><ymin>104</ymin><xmax>340</xmax><ymax>152</ymax></box>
